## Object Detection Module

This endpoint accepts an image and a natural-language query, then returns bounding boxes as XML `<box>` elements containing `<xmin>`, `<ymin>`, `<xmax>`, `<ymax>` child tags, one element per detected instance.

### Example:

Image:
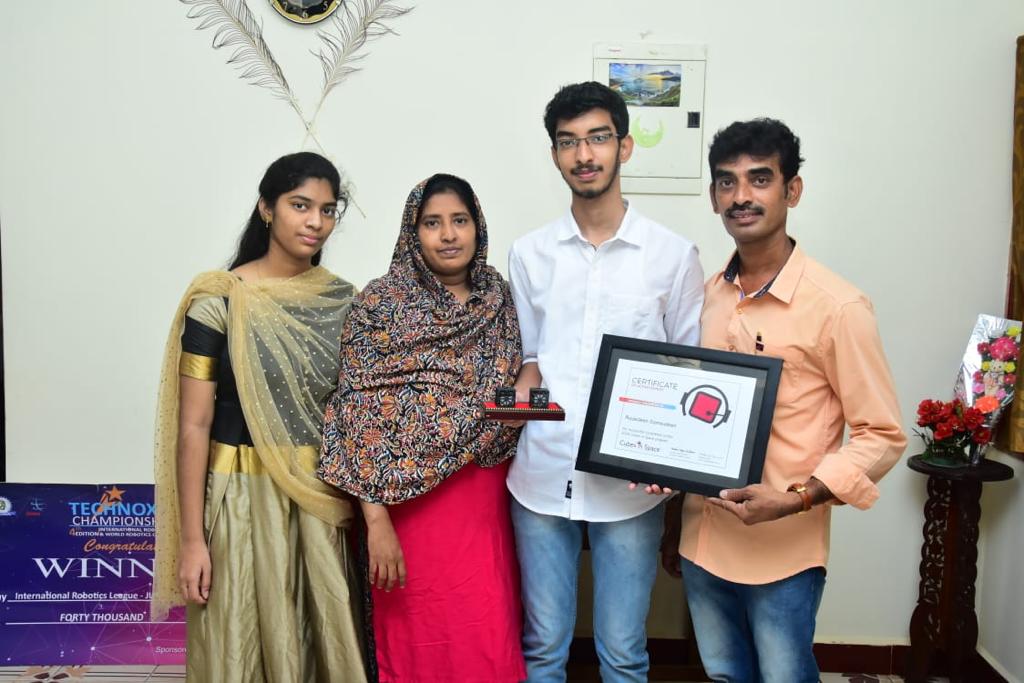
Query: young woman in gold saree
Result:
<box><xmin>152</xmin><ymin>153</ymin><xmax>369</xmax><ymax>682</ymax></box>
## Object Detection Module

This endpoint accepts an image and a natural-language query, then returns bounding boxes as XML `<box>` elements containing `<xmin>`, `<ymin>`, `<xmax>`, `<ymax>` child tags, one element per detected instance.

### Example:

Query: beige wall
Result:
<box><xmin>2</xmin><ymin>0</ymin><xmax>1023</xmax><ymax>669</ymax></box>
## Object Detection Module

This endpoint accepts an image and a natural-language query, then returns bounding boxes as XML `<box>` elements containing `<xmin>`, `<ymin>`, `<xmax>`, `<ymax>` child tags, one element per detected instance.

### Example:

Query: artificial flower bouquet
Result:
<box><xmin>915</xmin><ymin>398</ymin><xmax>993</xmax><ymax>467</ymax></box>
<box><xmin>920</xmin><ymin>314</ymin><xmax>1024</xmax><ymax>466</ymax></box>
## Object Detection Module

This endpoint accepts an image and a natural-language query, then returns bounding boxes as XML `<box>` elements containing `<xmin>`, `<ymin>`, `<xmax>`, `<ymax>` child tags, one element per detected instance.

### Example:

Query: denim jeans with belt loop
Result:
<box><xmin>680</xmin><ymin>556</ymin><xmax>826</xmax><ymax>683</ymax></box>
<box><xmin>510</xmin><ymin>498</ymin><xmax>663</xmax><ymax>683</ymax></box>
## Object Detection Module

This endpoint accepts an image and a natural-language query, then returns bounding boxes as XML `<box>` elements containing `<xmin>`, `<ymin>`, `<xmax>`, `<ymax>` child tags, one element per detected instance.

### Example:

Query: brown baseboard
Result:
<box><xmin>816</xmin><ymin>644</ymin><xmax>1008</xmax><ymax>682</ymax></box>
<box><xmin>566</xmin><ymin>638</ymin><xmax>1009</xmax><ymax>682</ymax></box>
<box><xmin>568</xmin><ymin>637</ymin><xmax>707</xmax><ymax>681</ymax></box>
<box><xmin>812</xmin><ymin>643</ymin><xmax>910</xmax><ymax>677</ymax></box>
<box><xmin>961</xmin><ymin>651</ymin><xmax>1010</xmax><ymax>683</ymax></box>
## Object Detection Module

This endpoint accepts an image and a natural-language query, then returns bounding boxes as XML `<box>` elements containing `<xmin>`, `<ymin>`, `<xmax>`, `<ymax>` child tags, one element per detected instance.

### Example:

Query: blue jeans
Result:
<box><xmin>680</xmin><ymin>557</ymin><xmax>826</xmax><ymax>683</ymax></box>
<box><xmin>510</xmin><ymin>499</ymin><xmax>663</xmax><ymax>683</ymax></box>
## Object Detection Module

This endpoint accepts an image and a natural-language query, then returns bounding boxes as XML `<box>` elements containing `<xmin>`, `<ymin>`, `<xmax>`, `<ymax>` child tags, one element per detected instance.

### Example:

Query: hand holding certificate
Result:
<box><xmin>576</xmin><ymin>335</ymin><xmax>782</xmax><ymax>497</ymax></box>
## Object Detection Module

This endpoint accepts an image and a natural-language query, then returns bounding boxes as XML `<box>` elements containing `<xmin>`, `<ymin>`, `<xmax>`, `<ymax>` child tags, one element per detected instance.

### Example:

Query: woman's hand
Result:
<box><xmin>366</xmin><ymin>513</ymin><xmax>406</xmax><ymax>591</ymax></box>
<box><xmin>178</xmin><ymin>538</ymin><xmax>212</xmax><ymax>605</ymax></box>
<box><xmin>176</xmin><ymin>375</ymin><xmax>215</xmax><ymax>605</ymax></box>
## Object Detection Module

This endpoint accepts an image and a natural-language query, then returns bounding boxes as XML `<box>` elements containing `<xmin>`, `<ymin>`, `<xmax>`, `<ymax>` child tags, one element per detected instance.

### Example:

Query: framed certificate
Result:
<box><xmin>575</xmin><ymin>335</ymin><xmax>783</xmax><ymax>497</ymax></box>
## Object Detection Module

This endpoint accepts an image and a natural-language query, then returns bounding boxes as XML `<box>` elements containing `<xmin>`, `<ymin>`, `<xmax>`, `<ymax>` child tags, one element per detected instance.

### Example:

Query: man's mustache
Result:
<box><xmin>725</xmin><ymin>202</ymin><xmax>764</xmax><ymax>217</ymax></box>
<box><xmin>572</xmin><ymin>164</ymin><xmax>602</xmax><ymax>175</ymax></box>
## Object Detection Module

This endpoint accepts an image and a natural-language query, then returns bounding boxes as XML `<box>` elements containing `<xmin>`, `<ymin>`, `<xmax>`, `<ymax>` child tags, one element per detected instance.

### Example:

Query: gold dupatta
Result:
<box><xmin>152</xmin><ymin>267</ymin><xmax>355</xmax><ymax>621</ymax></box>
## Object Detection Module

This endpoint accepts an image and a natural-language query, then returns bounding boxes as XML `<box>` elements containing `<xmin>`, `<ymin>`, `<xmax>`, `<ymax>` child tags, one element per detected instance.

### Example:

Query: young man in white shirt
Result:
<box><xmin>507</xmin><ymin>81</ymin><xmax>705</xmax><ymax>683</ymax></box>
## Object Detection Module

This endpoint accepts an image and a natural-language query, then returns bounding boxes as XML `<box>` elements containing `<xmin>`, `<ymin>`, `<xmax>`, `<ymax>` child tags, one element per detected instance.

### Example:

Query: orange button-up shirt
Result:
<box><xmin>679</xmin><ymin>245</ymin><xmax>906</xmax><ymax>584</ymax></box>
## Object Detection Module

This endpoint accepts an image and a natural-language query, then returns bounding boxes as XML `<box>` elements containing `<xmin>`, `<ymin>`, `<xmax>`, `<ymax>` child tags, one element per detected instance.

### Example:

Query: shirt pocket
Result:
<box><xmin>600</xmin><ymin>292</ymin><xmax>662</xmax><ymax>339</ymax></box>
<box><xmin>760</xmin><ymin>342</ymin><xmax>806</xmax><ymax>405</ymax></box>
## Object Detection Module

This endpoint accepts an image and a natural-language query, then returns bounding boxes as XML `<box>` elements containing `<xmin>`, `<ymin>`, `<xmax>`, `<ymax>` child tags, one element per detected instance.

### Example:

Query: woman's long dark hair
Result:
<box><xmin>229</xmin><ymin>152</ymin><xmax>346</xmax><ymax>269</ymax></box>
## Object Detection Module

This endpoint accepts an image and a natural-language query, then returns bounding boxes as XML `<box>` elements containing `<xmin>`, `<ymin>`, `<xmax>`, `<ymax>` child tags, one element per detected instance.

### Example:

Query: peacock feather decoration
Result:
<box><xmin>180</xmin><ymin>0</ymin><xmax>413</xmax><ymax>212</ymax></box>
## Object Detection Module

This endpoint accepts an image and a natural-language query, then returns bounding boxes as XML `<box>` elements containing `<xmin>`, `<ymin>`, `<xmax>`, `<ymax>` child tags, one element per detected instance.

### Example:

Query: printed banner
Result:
<box><xmin>0</xmin><ymin>483</ymin><xmax>185</xmax><ymax>666</ymax></box>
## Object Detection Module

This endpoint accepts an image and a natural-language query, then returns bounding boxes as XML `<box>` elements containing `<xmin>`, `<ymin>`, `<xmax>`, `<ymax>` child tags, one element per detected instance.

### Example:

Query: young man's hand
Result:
<box><xmin>628</xmin><ymin>482</ymin><xmax>674</xmax><ymax>495</ymax></box>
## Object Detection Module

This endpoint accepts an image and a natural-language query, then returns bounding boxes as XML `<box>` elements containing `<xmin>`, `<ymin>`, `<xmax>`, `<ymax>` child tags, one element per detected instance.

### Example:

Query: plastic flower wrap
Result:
<box><xmin>952</xmin><ymin>314</ymin><xmax>1022</xmax><ymax>455</ymax></box>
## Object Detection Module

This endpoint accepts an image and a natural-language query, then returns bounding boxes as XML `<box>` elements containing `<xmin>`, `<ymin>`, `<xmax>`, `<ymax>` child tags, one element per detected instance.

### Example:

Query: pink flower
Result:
<box><xmin>973</xmin><ymin>382</ymin><xmax>985</xmax><ymax>394</ymax></box>
<box><xmin>1005</xmin><ymin>373</ymin><xmax>1017</xmax><ymax>385</ymax></box>
<box><xmin>973</xmin><ymin>370</ymin><xmax>984</xmax><ymax>382</ymax></box>
<box><xmin>989</xmin><ymin>336</ymin><xmax>1020</xmax><ymax>361</ymax></box>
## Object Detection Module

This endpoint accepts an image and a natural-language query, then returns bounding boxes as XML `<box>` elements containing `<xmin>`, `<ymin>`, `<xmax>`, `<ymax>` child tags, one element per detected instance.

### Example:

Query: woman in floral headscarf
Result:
<box><xmin>319</xmin><ymin>173</ymin><xmax>526</xmax><ymax>682</ymax></box>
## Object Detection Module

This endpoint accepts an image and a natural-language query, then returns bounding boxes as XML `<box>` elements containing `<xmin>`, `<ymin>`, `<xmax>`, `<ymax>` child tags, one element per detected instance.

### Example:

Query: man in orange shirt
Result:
<box><xmin>677</xmin><ymin>119</ymin><xmax>906</xmax><ymax>681</ymax></box>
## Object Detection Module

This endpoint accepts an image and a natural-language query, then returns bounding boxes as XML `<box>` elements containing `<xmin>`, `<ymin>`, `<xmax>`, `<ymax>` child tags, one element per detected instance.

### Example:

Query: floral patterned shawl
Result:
<box><xmin>318</xmin><ymin>176</ymin><xmax>522</xmax><ymax>504</ymax></box>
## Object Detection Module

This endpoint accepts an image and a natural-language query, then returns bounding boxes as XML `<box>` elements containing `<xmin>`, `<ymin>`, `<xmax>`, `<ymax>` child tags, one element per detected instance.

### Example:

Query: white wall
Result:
<box><xmin>978</xmin><ymin>449</ymin><xmax>1024</xmax><ymax>683</ymax></box>
<box><xmin>2</xmin><ymin>0</ymin><xmax>1022</xmax><ymax>660</ymax></box>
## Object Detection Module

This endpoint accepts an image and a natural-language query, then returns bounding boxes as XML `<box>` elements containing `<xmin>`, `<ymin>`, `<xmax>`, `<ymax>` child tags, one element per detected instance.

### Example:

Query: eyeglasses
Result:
<box><xmin>554</xmin><ymin>132</ymin><xmax>622</xmax><ymax>152</ymax></box>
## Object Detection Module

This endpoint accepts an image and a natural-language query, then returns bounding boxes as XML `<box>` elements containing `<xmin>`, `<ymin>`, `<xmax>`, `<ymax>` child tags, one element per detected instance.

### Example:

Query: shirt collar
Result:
<box><xmin>556</xmin><ymin>200</ymin><xmax>644</xmax><ymax>246</ymax></box>
<box><xmin>718</xmin><ymin>240</ymin><xmax>805</xmax><ymax>304</ymax></box>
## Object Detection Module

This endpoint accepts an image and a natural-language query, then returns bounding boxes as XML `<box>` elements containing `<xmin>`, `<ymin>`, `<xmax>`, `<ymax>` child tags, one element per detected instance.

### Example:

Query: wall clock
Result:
<box><xmin>270</xmin><ymin>0</ymin><xmax>341</xmax><ymax>24</ymax></box>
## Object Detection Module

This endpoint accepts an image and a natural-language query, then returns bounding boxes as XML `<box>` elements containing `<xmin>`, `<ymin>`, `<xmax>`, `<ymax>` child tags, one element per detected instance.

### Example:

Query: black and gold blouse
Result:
<box><xmin>179</xmin><ymin>296</ymin><xmax>253</xmax><ymax>447</ymax></box>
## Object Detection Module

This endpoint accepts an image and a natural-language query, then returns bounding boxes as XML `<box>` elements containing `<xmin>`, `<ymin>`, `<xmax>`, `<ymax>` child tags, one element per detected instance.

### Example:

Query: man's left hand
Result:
<box><xmin>706</xmin><ymin>484</ymin><xmax>802</xmax><ymax>525</ymax></box>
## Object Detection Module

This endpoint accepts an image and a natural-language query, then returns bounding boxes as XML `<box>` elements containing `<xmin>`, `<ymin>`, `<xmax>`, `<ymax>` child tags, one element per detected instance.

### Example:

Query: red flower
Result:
<box><xmin>973</xmin><ymin>370</ymin><xmax>985</xmax><ymax>382</ymax></box>
<box><xmin>948</xmin><ymin>416</ymin><xmax>965</xmax><ymax>434</ymax></box>
<box><xmin>933</xmin><ymin>421</ymin><xmax>954</xmax><ymax>441</ymax></box>
<box><xmin>962</xmin><ymin>407</ymin><xmax>985</xmax><ymax>431</ymax></box>
<box><xmin>972</xmin><ymin>427</ymin><xmax>992</xmax><ymax>445</ymax></box>
<box><xmin>916</xmin><ymin>399</ymin><xmax>943</xmax><ymax>426</ymax></box>
<box><xmin>977</xmin><ymin>342</ymin><xmax>991</xmax><ymax>354</ymax></box>
<box><xmin>1005</xmin><ymin>373</ymin><xmax>1017</xmax><ymax>385</ymax></box>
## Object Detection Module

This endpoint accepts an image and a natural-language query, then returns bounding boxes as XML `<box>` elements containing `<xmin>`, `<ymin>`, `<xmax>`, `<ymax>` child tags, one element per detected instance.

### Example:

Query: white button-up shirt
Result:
<box><xmin>507</xmin><ymin>204</ymin><xmax>705</xmax><ymax>522</ymax></box>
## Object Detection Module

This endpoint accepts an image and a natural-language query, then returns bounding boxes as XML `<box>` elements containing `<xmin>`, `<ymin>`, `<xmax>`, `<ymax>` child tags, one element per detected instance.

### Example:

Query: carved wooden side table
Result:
<box><xmin>906</xmin><ymin>454</ymin><xmax>1014</xmax><ymax>682</ymax></box>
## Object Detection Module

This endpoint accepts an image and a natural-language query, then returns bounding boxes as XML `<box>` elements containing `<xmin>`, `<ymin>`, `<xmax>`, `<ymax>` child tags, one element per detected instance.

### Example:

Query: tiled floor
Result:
<box><xmin>0</xmin><ymin>666</ymin><xmax>945</xmax><ymax>682</ymax></box>
<box><xmin>0</xmin><ymin>666</ymin><xmax>183</xmax><ymax>682</ymax></box>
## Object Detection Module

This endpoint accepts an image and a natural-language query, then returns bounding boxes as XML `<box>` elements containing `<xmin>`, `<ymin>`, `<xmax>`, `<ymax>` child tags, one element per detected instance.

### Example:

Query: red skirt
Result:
<box><xmin>373</xmin><ymin>461</ymin><xmax>526</xmax><ymax>683</ymax></box>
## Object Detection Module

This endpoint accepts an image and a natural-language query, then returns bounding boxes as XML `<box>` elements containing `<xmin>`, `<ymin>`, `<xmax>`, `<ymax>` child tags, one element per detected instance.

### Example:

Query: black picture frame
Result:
<box><xmin>575</xmin><ymin>335</ymin><xmax>782</xmax><ymax>497</ymax></box>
